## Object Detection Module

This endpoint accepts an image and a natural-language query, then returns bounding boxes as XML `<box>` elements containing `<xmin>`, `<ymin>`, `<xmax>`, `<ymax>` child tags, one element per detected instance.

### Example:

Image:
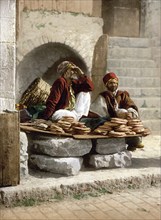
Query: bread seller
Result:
<box><xmin>89</xmin><ymin>72</ymin><xmax>144</xmax><ymax>151</ymax></box>
<box><xmin>41</xmin><ymin>61</ymin><xmax>94</xmax><ymax>122</ymax></box>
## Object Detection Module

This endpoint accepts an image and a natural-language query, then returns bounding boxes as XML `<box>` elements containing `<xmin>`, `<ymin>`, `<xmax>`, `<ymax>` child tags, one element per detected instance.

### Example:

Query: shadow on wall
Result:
<box><xmin>16</xmin><ymin>42</ymin><xmax>88</xmax><ymax>103</ymax></box>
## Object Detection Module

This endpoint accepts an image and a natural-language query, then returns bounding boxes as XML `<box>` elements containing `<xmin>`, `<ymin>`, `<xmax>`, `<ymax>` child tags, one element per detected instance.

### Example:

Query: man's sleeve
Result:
<box><xmin>42</xmin><ymin>79</ymin><xmax>64</xmax><ymax>120</ymax></box>
<box><xmin>73</xmin><ymin>76</ymin><xmax>94</xmax><ymax>93</ymax></box>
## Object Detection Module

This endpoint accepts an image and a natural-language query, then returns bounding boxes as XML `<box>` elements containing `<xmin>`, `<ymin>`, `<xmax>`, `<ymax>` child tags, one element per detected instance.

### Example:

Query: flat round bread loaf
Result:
<box><xmin>48</xmin><ymin>123</ymin><xmax>65</xmax><ymax>133</ymax></box>
<box><xmin>128</xmin><ymin>122</ymin><xmax>143</xmax><ymax>126</ymax></box>
<box><xmin>103</xmin><ymin>121</ymin><xmax>119</xmax><ymax>127</ymax></box>
<box><xmin>73</xmin><ymin>126</ymin><xmax>91</xmax><ymax>131</ymax></box>
<box><xmin>108</xmin><ymin>130</ymin><xmax>126</xmax><ymax>137</ymax></box>
<box><xmin>72</xmin><ymin>122</ymin><xmax>86</xmax><ymax>127</ymax></box>
<box><xmin>111</xmin><ymin>118</ymin><xmax>128</xmax><ymax>124</ymax></box>
<box><xmin>132</xmin><ymin>127</ymin><xmax>145</xmax><ymax>133</ymax></box>
<box><xmin>125</xmin><ymin>131</ymin><xmax>136</xmax><ymax>135</ymax></box>
<box><xmin>114</xmin><ymin>127</ymin><xmax>130</xmax><ymax>132</ymax></box>
<box><xmin>57</xmin><ymin>120</ymin><xmax>71</xmax><ymax>126</ymax></box>
<box><xmin>93</xmin><ymin>129</ymin><xmax>108</xmax><ymax>135</ymax></box>
<box><xmin>61</xmin><ymin>116</ymin><xmax>76</xmax><ymax>123</ymax></box>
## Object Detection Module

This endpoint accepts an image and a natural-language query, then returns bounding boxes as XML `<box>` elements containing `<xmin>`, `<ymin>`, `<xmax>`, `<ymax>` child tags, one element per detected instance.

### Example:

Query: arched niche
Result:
<box><xmin>16</xmin><ymin>42</ymin><xmax>87</xmax><ymax>102</ymax></box>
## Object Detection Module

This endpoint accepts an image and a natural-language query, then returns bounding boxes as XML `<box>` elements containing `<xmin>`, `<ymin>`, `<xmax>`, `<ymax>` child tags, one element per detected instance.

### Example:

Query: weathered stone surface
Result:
<box><xmin>29</xmin><ymin>154</ymin><xmax>83</xmax><ymax>176</ymax></box>
<box><xmin>103</xmin><ymin>1</ymin><xmax>140</xmax><ymax>37</ymax></box>
<box><xmin>89</xmin><ymin>150</ymin><xmax>132</xmax><ymax>169</ymax></box>
<box><xmin>95</xmin><ymin>138</ymin><xmax>126</xmax><ymax>155</ymax></box>
<box><xmin>0</xmin><ymin>0</ymin><xmax>16</xmax><ymax>112</ymax></box>
<box><xmin>31</xmin><ymin>135</ymin><xmax>92</xmax><ymax>157</ymax></box>
<box><xmin>16</xmin><ymin>11</ymin><xmax>103</xmax><ymax>101</ymax></box>
<box><xmin>20</xmin><ymin>132</ymin><xmax>28</xmax><ymax>176</ymax></box>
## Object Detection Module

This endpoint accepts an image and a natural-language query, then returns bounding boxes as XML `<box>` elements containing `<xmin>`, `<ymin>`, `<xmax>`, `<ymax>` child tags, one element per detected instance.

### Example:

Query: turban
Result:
<box><xmin>103</xmin><ymin>72</ymin><xmax>118</xmax><ymax>85</ymax></box>
<box><xmin>57</xmin><ymin>61</ymin><xmax>75</xmax><ymax>74</ymax></box>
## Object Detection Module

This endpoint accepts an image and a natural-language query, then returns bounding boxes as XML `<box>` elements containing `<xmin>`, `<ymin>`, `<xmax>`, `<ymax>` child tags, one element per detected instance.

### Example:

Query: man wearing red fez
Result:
<box><xmin>89</xmin><ymin>72</ymin><xmax>144</xmax><ymax>151</ymax></box>
<box><xmin>91</xmin><ymin>72</ymin><xmax>139</xmax><ymax>119</ymax></box>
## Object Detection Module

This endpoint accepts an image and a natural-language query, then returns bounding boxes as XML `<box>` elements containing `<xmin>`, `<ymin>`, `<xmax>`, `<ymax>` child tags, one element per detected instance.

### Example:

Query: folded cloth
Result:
<box><xmin>27</xmin><ymin>104</ymin><xmax>46</xmax><ymax>120</ymax></box>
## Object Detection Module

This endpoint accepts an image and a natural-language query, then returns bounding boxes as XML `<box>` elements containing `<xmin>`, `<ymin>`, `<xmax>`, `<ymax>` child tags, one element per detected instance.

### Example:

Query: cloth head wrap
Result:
<box><xmin>103</xmin><ymin>72</ymin><xmax>118</xmax><ymax>85</ymax></box>
<box><xmin>57</xmin><ymin>61</ymin><xmax>75</xmax><ymax>75</ymax></box>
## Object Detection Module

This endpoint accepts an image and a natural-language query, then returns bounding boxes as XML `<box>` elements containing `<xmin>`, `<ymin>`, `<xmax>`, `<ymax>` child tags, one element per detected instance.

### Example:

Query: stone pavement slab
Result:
<box><xmin>0</xmin><ymin>186</ymin><xmax>160</xmax><ymax>219</ymax></box>
<box><xmin>0</xmin><ymin>135</ymin><xmax>160</xmax><ymax>207</ymax></box>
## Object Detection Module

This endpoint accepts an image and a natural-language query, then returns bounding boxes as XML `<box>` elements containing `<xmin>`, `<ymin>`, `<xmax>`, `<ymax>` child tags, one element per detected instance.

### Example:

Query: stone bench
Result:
<box><xmin>20</xmin><ymin>132</ymin><xmax>132</xmax><ymax>177</ymax></box>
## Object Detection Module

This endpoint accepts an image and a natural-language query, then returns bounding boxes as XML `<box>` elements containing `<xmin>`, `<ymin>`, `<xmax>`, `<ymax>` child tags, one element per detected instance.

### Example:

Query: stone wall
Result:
<box><xmin>17</xmin><ymin>0</ymin><xmax>102</xmax><ymax>17</ymax></box>
<box><xmin>20</xmin><ymin>132</ymin><xmax>29</xmax><ymax>177</ymax></box>
<box><xmin>102</xmin><ymin>0</ymin><xmax>140</xmax><ymax>37</ymax></box>
<box><xmin>16</xmin><ymin>10</ymin><xmax>103</xmax><ymax>102</ymax></box>
<box><xmin>0</xmin><ymin>0</ymin><xmax>16</xmax><ymax>112</ymax></box>
<box><xmin>144</xmin><ymin>0</ymin><xmax>161</xmax><ymax>68</ymax></box>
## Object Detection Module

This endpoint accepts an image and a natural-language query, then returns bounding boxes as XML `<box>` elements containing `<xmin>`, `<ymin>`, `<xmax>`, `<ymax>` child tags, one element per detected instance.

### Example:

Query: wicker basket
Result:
<box><xmin>20</xmin><ymin>78</ymin><xmax>51</xmax><ymax>107</ymax></box>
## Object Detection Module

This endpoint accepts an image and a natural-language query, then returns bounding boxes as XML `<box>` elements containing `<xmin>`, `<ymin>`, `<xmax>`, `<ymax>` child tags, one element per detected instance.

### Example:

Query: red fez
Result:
<box><xmin>103</xmin><ymin>72</ymin><xmax>118</xmax><ymax>85</ymax></box>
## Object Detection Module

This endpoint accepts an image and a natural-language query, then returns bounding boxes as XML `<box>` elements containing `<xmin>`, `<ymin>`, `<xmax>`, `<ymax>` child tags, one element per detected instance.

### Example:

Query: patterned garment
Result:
<box><xmin>65</xmin><ymin>86</ymin><xmax>76</xmax><ymax>111</ymax></box>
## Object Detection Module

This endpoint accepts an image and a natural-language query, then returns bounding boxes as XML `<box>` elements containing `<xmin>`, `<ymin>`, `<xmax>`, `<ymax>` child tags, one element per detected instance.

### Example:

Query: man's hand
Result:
<box><xmin>116</xmin><ymin>109</ymin><xmax>128</xmax><ymax>119</ymax></box>
<box><xmin>116</xmin><ymin>111</ymin><xmax>127</xmax><ymax>119</ymax></box>
<box><xmin>126</xmin><ymin>112</ymin><xmax>133</xmax><ymax>119</ymax></box>
<box><xmin>72</xmin><ymin>66</ymin><xmax>84</xmax><ymax>77</ymax></box>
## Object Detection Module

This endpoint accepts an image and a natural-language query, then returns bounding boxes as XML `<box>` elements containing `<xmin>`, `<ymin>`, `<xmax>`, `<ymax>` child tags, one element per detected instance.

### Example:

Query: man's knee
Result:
<box><xmin>52</xmin><ymin>109</ymin><xmax>77</xmax><ymax>121</ymax></box>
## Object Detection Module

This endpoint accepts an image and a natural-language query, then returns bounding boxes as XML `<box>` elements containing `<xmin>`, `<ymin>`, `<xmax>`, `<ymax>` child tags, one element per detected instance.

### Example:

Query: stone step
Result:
<box><xmin>108</xmin><ymin>47</ymin><xmax>152</xmax><ymax>60</ymax></box>
<box><xmin>142</xmin><ymin>119</ymin><xmax>161</xmax><ymax>135</ymax></box>
<box><xmin>152</xmin><ymin>47</ymin><xmax>160</xmax><ymax>58</ymax></box>
<box><xmin>107</xmin><ymin>68</ymin><xmax>160</xmax><ymax>77</ymax></box>
<box><xmin>108</xmin><ymin>37</ymin><xmax>150</xmax><ymax>48</ymax></box>
<box><xmin>119</xmin><ymin>87</ymin><xmax>160</xmax><ymax>97</ymax></box>
<box><xmin>119</xmin><ymin>76</ymin><xmax>160</xmax><ymax>87</ymax></box>
<box><xmin>107</xmin><ymin>37</ymin><xmax>160</xmax><ymax>136</ymax></box>
<box><xmin>132</xmin><ymin>97</ymin><xmax>160</xmax><ymax>108</ymax></box>
<box><xmin>107</xmin><ymin>59</ymin><xmax>156</xmax><ymax>68</ymax></box>
<box><xmin>152</xmin><ymin>47</ymin><xmax>161</xmax><ymax>67</ymax></box>
<box><xmin>139</xmin><ymin>108</ymin><xmax>160</xmax><ymax>120</ymax></box>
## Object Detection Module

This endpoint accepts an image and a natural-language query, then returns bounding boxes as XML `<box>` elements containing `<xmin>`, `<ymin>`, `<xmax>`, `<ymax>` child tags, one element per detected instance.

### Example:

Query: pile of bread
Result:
<box><xmin>24</xmin><ymin>117</ymin><xmax>150</xmax><ymax>137</ymax></box>
<box><xmin>93</xmin><ymin>118</ymin><xmax>150</xmax><ymax>137</ymax></box>
<box><xmin>32</xmin><ymin>116</ymin><xmax>91</xmax><ymax>135</ymax></box>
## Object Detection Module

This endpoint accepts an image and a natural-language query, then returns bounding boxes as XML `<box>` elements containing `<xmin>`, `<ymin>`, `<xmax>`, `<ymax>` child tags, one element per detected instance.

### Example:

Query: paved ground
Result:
<box><xmin>0</xmin><ymin>186</ymin><xmax>160</xmax><ymax>220</ymax></box>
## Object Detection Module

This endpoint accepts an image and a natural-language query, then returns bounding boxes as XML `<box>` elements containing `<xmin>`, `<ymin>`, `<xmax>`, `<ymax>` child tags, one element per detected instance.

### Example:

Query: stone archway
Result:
<box><xmin>16</xmin><ymin>42</ymin><xmax>88</xmax><ymax>103</ymax></box>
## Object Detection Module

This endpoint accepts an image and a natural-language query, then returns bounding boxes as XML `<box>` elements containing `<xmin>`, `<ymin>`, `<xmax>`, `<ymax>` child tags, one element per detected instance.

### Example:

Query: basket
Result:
<box><xmin>20</xmin><ymin>77</ymin><xmax>51</xmax><ymax>107</ymax></box>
